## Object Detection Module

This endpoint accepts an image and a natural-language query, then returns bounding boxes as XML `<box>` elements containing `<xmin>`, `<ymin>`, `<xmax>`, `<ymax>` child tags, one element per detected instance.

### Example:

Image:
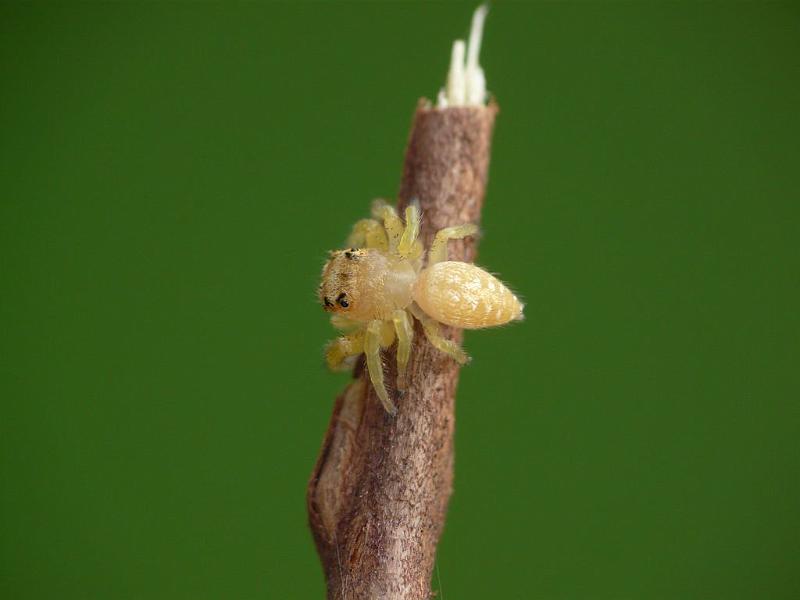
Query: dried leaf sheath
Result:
<box><xmin>308</xmin><ymin>101</ymin><xmax>498</xmax><ymax>600</ymax></box>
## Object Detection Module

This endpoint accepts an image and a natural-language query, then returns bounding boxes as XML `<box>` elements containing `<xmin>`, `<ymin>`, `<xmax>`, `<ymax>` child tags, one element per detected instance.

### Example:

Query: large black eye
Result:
<box><xmin>336</xmin><ymin>293</ymin><xmax>349</xmax><ymax>308</ymax></box>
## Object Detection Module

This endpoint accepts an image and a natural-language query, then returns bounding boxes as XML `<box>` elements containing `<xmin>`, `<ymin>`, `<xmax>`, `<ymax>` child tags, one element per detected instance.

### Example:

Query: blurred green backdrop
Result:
<box><xmin>2</xmin><ymin>2</ymin><xmax>799</xmax><ymax>599</ymax></box>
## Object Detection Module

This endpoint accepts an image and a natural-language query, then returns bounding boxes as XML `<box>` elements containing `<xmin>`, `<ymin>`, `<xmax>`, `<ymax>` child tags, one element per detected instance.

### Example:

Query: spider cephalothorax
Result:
<box><xmin>319</xmin><ymin>247</ymin><xmax>415</xmax><ymax>322</ymax></box>
<box><xmin>319</xmin><ymin>199</ymin><xmax>523</xmax><ymax>414</ymax></box>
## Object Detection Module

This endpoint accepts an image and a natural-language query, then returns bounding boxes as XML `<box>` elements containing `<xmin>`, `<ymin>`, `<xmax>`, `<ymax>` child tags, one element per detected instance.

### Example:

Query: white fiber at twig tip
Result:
<box><xmin>437</xmin><ymin>4</ymin><xmax>489</xmax><ymax>108</ymax></box>
<box><xmin>446</xmin><ymin>41</ymin><xmax>466</xmax><ymax>106</ymax></box>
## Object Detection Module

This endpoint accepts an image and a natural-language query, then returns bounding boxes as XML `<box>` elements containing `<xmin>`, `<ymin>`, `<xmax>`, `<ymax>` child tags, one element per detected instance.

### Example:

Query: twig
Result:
<box><xmin>308</xmin><ymin>7</ymin><xmax>497</xmax><ymax>599</ymax></box>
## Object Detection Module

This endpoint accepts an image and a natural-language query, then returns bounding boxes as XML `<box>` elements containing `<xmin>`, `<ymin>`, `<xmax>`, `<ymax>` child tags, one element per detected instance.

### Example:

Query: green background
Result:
<box><xmin>2</xmin><ymin>2</ymin><xmax>798</xmax><ymax>598</ymax></box>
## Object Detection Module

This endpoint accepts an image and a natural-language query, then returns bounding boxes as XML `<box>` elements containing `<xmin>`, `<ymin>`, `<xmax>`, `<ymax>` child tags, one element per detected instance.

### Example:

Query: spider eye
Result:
<box><xmin>323</xmin><ymin>297</ymin><xmax>334</xmax><ymax>309</ymax></box>
<box><xmin>336</xmin><ymin>293</ymin><xmax>349</xmax><ymax>308</ymax></box>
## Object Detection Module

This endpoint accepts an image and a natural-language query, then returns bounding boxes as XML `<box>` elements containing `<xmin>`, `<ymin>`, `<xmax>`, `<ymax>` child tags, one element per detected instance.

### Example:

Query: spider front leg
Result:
<box><xmin>372</xmin><ymin>200</ymin><xmax>405</xmax><ymax>252</ymax></box>
<box><xmin>409</xmin><ymin>304</ymin><xmax>470</xmax><ymax>365</ymax></box>
<box><xmin>325</xmin><ymin>330</ymin><xmax>365</xmax><ymax>372</ymax></box>
<box><xmin>371</xmin><ymin>199</ymin><xmax>423</xmax><ymax>259</ymax></box>
<box><xmin>346</xmin><ymin>218</ymin><xmax>388</xmax><ymax>250</ymax></box>
<box><xmin>392</xmin><ymin>309</ymin><xmax>414</xmax><ymax>390</ymax></box>
<box><xmin>365</xmin><ymin>320</ymin><xmax>397</xmax><ymax>414</ymax></box>
<box><xmin>398</xmin><ymin>203</ymin><xmax>422</xmax><ymax>259</ymax></box>
<box><xmin>428</xmin><ymin>223</ymin><xmax>479</xmax><ymax>264</ymax></box>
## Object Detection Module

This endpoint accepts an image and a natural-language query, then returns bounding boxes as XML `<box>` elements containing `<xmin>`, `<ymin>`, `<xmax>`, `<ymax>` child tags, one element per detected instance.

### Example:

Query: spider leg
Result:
<box><xmin>428</xmin><ymin>223</ymin><xmax>479</xmax><ymax>265</ymax></box>
<box><xmin>409</xmin><ymin>304</ymin><xmax>470</xmax><ymax>365</ymax></box>
<box><xmin>371</xmin><ymin>200</ymin><xmax>404</xmax><ymax>253</ymax></box>
<box><xmin>398</xmin><ymin>203</ymin><xmax>421</xmax><ymax>259</ymax></box>
<box><xmin>392</xmin><ymin>309</ymin><xmax>414</xmax><ymax>390</ymax></box>
<box><xmin>365</xmin><ymin>320</ymin><xmax>397</xmax><ymax>414</ymax></box>
<box><xmin>346</xmin><ymin>218</ymin><xmax>388</xmax><ymax>250</ymax></box>
<box><xmin>325</xmin><ymin>330</ymin><xmax>365</xmax><ymax>372</ymax></box>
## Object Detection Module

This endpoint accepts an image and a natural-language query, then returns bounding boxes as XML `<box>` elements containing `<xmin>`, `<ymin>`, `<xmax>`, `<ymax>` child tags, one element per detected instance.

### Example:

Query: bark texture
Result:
<box><xmin>308</xmin><ymin>99</ymin><xmax>498</xmax><ymax>600</ymax></box>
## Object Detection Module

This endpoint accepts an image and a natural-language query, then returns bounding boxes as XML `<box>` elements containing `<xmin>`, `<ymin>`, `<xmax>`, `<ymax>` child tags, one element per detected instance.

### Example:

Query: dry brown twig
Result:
<box><xmin>308</xmin><ymin>7</ymin><xmax>498</xmax><ymax>599</ymax></box>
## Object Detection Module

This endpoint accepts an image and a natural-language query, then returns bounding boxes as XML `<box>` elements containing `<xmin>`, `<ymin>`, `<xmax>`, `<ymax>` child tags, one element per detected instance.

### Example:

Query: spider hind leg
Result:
<box><xmin>409</xmin><ymin>304</ymin><xmax>470</xmax><ymax>365</ymax></box>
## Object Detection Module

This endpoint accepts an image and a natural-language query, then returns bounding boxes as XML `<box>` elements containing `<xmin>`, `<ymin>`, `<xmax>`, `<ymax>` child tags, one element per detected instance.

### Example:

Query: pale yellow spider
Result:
<box><xmin>319</xmin><ymin>200</ymin><xmax>523</xmax><ymax>414</ymax></box>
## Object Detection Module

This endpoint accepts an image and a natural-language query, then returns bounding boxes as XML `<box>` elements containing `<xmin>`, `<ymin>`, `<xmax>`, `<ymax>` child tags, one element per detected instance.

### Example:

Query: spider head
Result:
<box><xmin>318</xmin><ymin>248</ymin><xmax>370</xmax><ymax>318</ymax></box>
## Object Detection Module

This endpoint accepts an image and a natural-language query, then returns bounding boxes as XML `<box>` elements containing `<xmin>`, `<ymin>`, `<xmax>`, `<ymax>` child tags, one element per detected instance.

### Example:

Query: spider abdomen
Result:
<box><xmin>413</xmin><ymin>261</ymin><xmax>523</xmax><ymax>329</ymax></box>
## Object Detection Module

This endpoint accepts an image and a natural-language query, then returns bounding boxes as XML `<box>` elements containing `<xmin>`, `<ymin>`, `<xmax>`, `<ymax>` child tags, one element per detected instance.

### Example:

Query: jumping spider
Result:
<box><xmin>319</xmin><ymin>200</ymin><xmax>523</xmax><ymax>414</ymax></box>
